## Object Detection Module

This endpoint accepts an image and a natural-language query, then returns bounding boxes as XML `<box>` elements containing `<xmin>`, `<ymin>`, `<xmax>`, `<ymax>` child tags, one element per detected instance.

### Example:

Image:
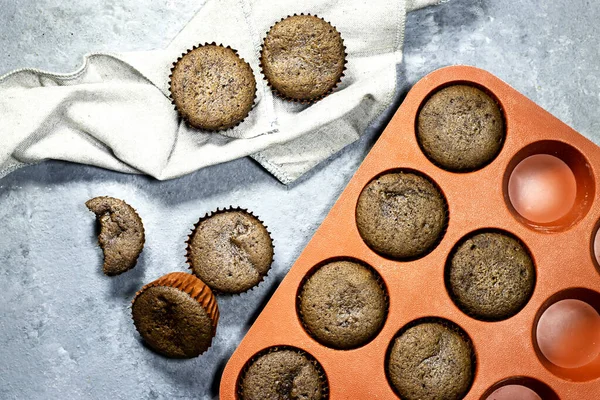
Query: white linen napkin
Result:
<box><xmin>0</xmin><ymin>0</ymin><xmax>443</xmax><ymax>184</ymax></box>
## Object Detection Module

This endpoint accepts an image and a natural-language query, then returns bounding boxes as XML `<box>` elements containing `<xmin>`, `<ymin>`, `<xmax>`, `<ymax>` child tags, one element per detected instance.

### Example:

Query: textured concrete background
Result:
<box><xmin>1</xmin><ymin>1</ymin><xmax>600</xmax><ymax>399</ymax></box>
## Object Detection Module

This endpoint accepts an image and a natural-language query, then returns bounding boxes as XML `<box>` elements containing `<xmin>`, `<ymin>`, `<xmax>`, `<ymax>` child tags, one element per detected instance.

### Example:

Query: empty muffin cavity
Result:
<box><xmin>296</xmin><ymin>258</ymin><xmax>389</xmax><ymax>350</ymax></box>
<box><xmin>481</xmin><ymin>377</ymin><xmax>559</xmax><ymax>400</ymax></box>
<box><xmin>534</xmin><ymin>288</ymin><xmax>600</xmax><ymax>381</ymax></box>
<box><xmin>593</xmin><ymin>221</ymin><xmax>600</xmax><ymax>274</ymax></box>
<box><xmin>504</xmin><ymin>140</ymin><xmax>595</xmax><ymax>232</ymax></box>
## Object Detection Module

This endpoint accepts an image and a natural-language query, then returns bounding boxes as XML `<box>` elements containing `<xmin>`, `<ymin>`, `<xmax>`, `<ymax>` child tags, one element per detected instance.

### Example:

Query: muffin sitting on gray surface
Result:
<box><xmin>86</xmin><ymin>196</ymin><xmax>145</xmax><ymax>276</ymax></box>
<box><xmin>186</xmin><ymin>209</ymin><xmax>274</xmax><ymax>294</ymax></box>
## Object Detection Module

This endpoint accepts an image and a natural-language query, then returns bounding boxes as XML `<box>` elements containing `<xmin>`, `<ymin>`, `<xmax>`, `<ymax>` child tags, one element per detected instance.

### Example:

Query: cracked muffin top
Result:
<box><xmin>298</xmin><ymin>260</ymin><xmax>387</xmax><ymax>349</ymax></box>
<box><xmin>186</xmin><ymin>209</ymin><xmax>273</xmax><ymax>294</ymax></box>
<box><xmin>131</xmin><ymin>272</ymin><xmax>219</xmax><ymax>358</ymax></box>
<box><xmin>356</xmin><ymin>172</ymin><xmax>447</xmax><ymax>260</ymax></box>
<box><xmin>417</xmin><ymin>84</ymin><xmax>505</xmax><ymax>171</ymax></box>
<box><xmin>387</xmin><ymin>321</ymin><xmax>475</xmax><ymax>400</ymax></box>
<box><xmin>447</xmin><ymin>231</ymin><xmax>535</xmax><ymax>321</ymax></box>
<box><xmin>240</xmin><ymin>348</ymin><xmax>326</xmax><ymax>400</ymax></box>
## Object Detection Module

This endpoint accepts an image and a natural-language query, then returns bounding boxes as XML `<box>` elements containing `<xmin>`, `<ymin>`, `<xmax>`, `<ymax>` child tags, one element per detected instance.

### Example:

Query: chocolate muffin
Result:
<box><xmin>186</xmin><ymin>209</ymin><xmax>274</xmax><ymax>294</ymax></box>
<box><xmin>355</xmin><ymin>172</ymin><xmax>447</xmax><ymax>259</ymax></box>
<box><xmin>86</xmin><ymin>196</ymin><xmax>145</xmax><ymax>276</ymax></box>
<box><xmin>132</xmin><ymin>272</ymin><xmax>219</xmax><ymax>358</ymax></box>
<box><xmin>418</xmin><ymin>85</ymin><xmax>504</xmax><ymax>171</ymax></box>
<box><xmin>260</xmin><ymin>14</ymin><xmax>346</xmax><ymax>101</ymax></box>
<box><xmin>387</xmin><ymin>321</ymin><xmax>474</xmax><ymax>400</ymax></box>
<box><xmin>170</xmin><ymin>44</ymin><xmax>256</xmax><ymax>131</ymax></box>
<box><xmin>447</xmin><ymin>231</ymin><xmax>535</xmax><ymax>321</ymax></box>
<box><xmin>298</xmin><ymin>260</ymin><xmax>387</xmax><ymax>349</ymax></box>
<box><xmin>239</xmin><ymin>348</ymin><xmax>327</xmax><ymax>400</ymax></box>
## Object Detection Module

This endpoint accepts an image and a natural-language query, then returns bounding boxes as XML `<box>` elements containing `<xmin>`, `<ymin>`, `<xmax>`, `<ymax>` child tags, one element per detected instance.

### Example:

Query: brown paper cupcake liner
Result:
<box><xmin>296</xmin><ymin>257</ymin><xmax>390</xmax><ymax>350</ymax></box>
<box><xmin>185</xmin><ymin>206</ymin><xmax>275</xmax><ymax>295</ymax></box>
<box><xmin>86</xmin><ymin>196</ymin><xmax>146</xmax><ymax>276</ymax></box>
<box><xmin>259</xmin><ymin>13</ymin><xmax>348</xmax><ymax>104</ymax></box>
<box><xmin>236</xmin><ymin>345</ymin><xmax>330</xmax><ymax>400</ymax></box>
<box><xmin>168</xmin><ymin>42</ymin><xmax>258</xmax><ymax>132</ymax></box>
<box><xmin>132</xmin><ymin>271</ymin><xmax>219</xmax><ymax>337</ymax></box>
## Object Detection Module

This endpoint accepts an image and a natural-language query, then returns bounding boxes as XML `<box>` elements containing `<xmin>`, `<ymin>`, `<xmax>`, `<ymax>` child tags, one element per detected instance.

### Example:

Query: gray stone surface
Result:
<box><xmin>1</xmin><ymin>0</ymin><xmax>600</xmax><ymax>399</ymax></box>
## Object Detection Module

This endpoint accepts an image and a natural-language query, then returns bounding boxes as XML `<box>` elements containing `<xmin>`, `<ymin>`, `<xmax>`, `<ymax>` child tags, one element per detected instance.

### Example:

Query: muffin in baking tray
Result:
<box><xmin>418</xmin><ymin>84</ymin><xmax>505</xmax><ymax>171</ymax></box>
<box><xmin>356</xmin><ymin>171</ymin><xmax>447</xmax><ymax>260</ymax></box>
<box><xmin>298</xmin><ymin>260</ymin><xmax>387</xmax><ymax>349</ymax></box>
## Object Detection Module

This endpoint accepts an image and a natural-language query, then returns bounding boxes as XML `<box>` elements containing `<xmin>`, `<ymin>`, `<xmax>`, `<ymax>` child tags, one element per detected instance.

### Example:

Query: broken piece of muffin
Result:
<box><xmin>86</xmin><ymin>196</ymin><xmax>145</xmax><ymax>276</ymax></box>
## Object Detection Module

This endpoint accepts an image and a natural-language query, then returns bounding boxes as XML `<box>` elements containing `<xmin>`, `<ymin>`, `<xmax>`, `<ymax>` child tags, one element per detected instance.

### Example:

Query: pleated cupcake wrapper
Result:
<box><xmin>132</xmin><ymin>271</ymin><xmax>220</xmax><ymax>337</ymax></box>
<box><xmin>168</xmin><ymin>43</ymin><xmax>258</xmax><ymax>132</ymax></box>
<box><xmin>185</xmin><ymin>206</ymin><xmax>275</xmax><ymax>295</ymax></box>
<box><xmin>296</xmin><ymin>258</ymin><xmax>390</xmax><ymax>350</ymax></box>
<box><xmin>259</xmin><ymin>13</ymin><xmax>348</xmax><ymax>104</ymax></box>
<box><xmin>86</xmin><ymin>196</ymin><xmax>146</xmax><ymax>277</ymax></box>
<box><xmin>236</xmin><ymin>345</ymin><xmax>330</xmax><ymax>400</ymax></box>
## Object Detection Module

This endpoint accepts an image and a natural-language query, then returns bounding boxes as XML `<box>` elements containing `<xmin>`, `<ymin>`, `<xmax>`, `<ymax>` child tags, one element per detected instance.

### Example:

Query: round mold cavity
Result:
<box><xmin>592</xmin><ymin>220</ymin><xmax>600</xmax><ymax>274</ymax></box>
<box><xmin>236</xmin><ymin>345</ymin><xmax>329</xmax><ymax>400</ymax></box>
<box><xmin>480</xmin><ymin>377</ymin><xmax>559</xmax><ymax>400</ymax></box>
<box><xmin>385</xmin><ymin>317</ymin><xmax>477</xmax><ymax>400</ymax></box>
<box><xmin>503</xmin><ymin>140</ymin><xmax>595</xmax><ymax>232</ymax></box>
<box><xmin>295</xmin><ymin>257</ymin><xmax>389</xmax><ymax>350</ymax></box>
<box><xmin>533</xmin><ymin>288</ymin><xmax>600</xmax><ymax>381</ymax></box>
<box><xmin>415</xmin><ymin>81</ymin><xmax>506</xmax><ymax>173</ymax></box>
<box><xmin>355</xmin><ymin>168</ymin><xmax>449</xmax><ymax>261</ymax></box>
<box><xmin>444</xmin><ymin>229</ymin><xmax>536</xmax><ymax>322</ymax></box>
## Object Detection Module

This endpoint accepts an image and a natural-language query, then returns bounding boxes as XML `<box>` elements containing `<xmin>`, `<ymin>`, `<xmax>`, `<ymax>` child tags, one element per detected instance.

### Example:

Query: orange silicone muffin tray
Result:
<box><xmin>220</xmin><ymin>66</ymin><xmax>600</xmax><ymax>399</ymax></box>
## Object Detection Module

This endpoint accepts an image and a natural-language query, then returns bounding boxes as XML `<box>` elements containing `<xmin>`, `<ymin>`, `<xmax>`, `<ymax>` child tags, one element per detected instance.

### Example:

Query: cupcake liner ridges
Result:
<box><xmin>185</xmin><ymin>206</ymin><xmax>275</xmax><ymax>295</ymax></box>
<box><xmin>259</xmin><ymin>13</ymin><xmax>348</xmax><ymax>104</ymax></box>
<box><xmin>168</xmin><ymin>43</ymin><xmax>258</xmax><ymax>132</ymax></box>
<box><xmin>236</xmin><ymin>345</ymin><xmax>330</xmax><ymax>400</ymax></box>
<box><xmin>132</xmin><ymin>271</ymin><xmax>219</xmax><ymax>336</ymax></box>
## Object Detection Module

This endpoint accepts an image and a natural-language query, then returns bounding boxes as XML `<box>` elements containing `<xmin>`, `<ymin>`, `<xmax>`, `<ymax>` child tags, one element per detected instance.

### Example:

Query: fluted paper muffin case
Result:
<box><xmin>185</xmin><ymin>206</ymin><xmax>275</xmax><ymax>295</ymax></box>
<box><xmin>168</xmin><ymin>43</ymin><xmax>257</xmax><ymax>132</ymax></box>
<box><xmin>132</xmin><ymin>271</ymin><xmax>219</xmax><ymax>337</ymax></box>
<box><xmin>259</xmin><ymin>14</ymin><xmax>348</xmax><ymax>104</ymax></box>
